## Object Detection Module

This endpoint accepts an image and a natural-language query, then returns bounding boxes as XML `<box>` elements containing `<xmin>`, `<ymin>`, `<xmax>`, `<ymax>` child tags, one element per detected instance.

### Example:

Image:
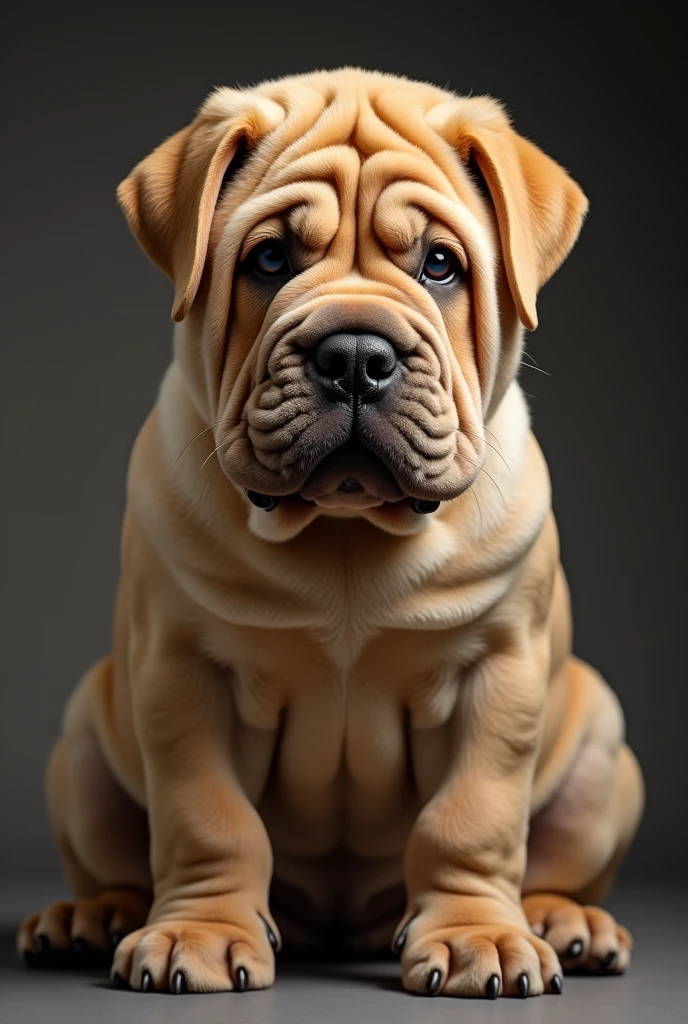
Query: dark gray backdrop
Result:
<box><xmin>2</xmin><ymin>1</ymin><xmax>685</xmax><ymax>883</ymax></box>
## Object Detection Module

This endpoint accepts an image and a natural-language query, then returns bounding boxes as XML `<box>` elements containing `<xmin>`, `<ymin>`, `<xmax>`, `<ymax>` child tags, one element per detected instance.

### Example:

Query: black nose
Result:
<box><xmin>312</xmin><ymin>333</ymin><xmax>398</xmax><ymax>403</ymax></box>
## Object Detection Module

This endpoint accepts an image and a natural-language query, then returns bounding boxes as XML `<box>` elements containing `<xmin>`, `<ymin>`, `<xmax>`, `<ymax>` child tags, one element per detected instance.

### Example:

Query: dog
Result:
<box><xmin>18</xmin><ymin>68</ymin><xmax>643</xmax><ymax>999</ymax></box>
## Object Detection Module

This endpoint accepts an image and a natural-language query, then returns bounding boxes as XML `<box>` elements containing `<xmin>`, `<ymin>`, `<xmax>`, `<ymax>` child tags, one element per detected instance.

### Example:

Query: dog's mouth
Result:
<box><xmin>244</xmin><ymin>438</ymin><xmax>442</xmax><ymax>517</ymax></box>
<box><xmin>298</xmin><ymin>438</ymin><xmax>405</xmax><ymax>509</ymax></box>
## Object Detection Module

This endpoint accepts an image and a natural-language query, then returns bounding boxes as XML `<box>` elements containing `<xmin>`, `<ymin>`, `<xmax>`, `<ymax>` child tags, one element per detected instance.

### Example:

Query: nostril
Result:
<box><xmin>318</xmin><ymin>352</ymin><xmax>348</xmax><ymax>381</ymax></box>
<box><xmin>314</xmin><ymin>335</ymin><xmax>356</xmax><ymax>383</ymax></box>
<box><xmin>366</xmin><ymin>354</ymin><xmax>394</xmax><ymax>382</ymax></box>
<box><xmin>359</xmin><ymin>337</ymin><xmax>397</xmax><ymax>398</ymax></box>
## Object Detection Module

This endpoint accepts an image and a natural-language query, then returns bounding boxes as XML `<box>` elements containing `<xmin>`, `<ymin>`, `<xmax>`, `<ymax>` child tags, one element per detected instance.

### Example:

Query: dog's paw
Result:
<box><xmin>18</xmin><ymin>888</ymin><xmax>151</xmax><ymax>964</ymax></box>
<box><xmin>394</xmin><ymin>906</ymin><xmax>562</xmax><ymax>998</ymax></box>
<box><xmin>523</xmin><ymin>893</ymin><xmax>632</xmax><ymax>974</ymax></box>
<box><xmin>111</xmin><ymin>911</ymin><xmax>280</xmax><ymax>993</ymax></box>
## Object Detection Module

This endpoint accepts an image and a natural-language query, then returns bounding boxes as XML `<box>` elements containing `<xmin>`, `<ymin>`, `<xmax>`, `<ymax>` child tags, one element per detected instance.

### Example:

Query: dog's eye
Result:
<box><xmin>249</xmin><ymin>239</ymin><xmax>290</xmax><ymax>278</ymax></box>
<box><xmin>420</xmin><ymin>246</ymin><xmax>458</xmax><ymax>285</ymax></box>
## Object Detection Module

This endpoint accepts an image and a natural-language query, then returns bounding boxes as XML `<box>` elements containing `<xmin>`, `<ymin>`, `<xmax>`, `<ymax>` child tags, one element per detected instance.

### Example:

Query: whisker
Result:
<box><xmin>477</xmin><ymin>466</ymin><xmax>506</xmax><ymax>507</ymax></box>
<box><xmin>196</xmin><ymin>475</ymin><xmax>213</xmax><ymax>514</ymax></box>
<box><xmin>460</xmin><ymin>452</ymin><xmax>507</xmax><ymax>507</ymax></box>
<box><xmin>197</xmin><ymin>439</ymin><xmax>232</xmax><ymax>477</ymax></box>
<box><xmin>467</xmin><ymin>481</ymin><xmax>483</xmax><ymax>530</ymax></box>
<box><xmin>519</xmin><ymin>360</ymin><xmax>550</xmax><ymax>377</ymax></box>
<box><xmin>173</xmin><ymin>417</ymin><xmax>234</xmax><ymax>468</ymax></box>
<box><xmin>458</xmin><ymin>427</ymin><xmax>512</xmax><ymax>474</ymax></box>
<box><xmin>483</xmin><ymin>425</ymin><xmax>503</xmax><ymax>450</ymax></box>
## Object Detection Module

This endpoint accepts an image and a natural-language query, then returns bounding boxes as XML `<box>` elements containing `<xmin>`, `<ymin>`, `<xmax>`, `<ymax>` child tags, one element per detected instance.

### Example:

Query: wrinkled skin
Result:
<box><xmin>19</xmin><ymin>70</ymin><xmax>643</xmax><ymax>999</ymax></box>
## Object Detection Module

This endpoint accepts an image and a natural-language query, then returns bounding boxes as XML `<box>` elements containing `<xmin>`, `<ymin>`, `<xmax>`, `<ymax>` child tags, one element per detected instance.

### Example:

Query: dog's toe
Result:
<box><xmin>17</xmin><ymin>888</ymin><xmax>151</xmax><ymax>966</ymax></box>
<box><xmin>112</xmin><ymin>916</ymin><xmax>277</xmax><ymax>993</ymax></box>
<box><xmin>523</xmin><ymin>894</ymin><xmax>632</xmax><ymax>975</ymax></box>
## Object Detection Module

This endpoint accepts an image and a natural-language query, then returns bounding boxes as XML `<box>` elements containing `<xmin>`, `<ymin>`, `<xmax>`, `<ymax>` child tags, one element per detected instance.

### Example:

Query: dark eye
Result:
<box><xmin>421</xmin><ymin>245</ymin><xmax>458</xmax><ymax>284</ymax></box>
<box><xmin>249</xmin><ymin>239</ymin><xmax>290</xmax><ymax>278</ymax></box>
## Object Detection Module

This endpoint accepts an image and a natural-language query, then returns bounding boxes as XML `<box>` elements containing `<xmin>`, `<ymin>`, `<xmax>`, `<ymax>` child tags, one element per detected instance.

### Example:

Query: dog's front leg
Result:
<box><xmin>397</xmin><ymin>631</ymin><xmax>562</xmax><ymax>999</ymax></box>
<box><xmin>111</xmin><ymin>648</ymin><xmax>279</xmax><ymax>994</ymax></box>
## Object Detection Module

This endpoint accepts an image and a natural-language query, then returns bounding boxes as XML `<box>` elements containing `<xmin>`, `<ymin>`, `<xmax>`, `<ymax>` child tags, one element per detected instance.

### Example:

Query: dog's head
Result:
<box><xmin>118</xmin><ymin>69</ymin><xmax>587</xmax><ymax>540</ymax></box>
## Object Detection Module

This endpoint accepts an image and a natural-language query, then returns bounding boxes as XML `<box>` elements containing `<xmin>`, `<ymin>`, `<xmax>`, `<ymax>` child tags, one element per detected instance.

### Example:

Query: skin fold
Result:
<box><xmin>18</xmin><ymin>68</ymin><xmax>643</xmax><ymax>999</ymax></box>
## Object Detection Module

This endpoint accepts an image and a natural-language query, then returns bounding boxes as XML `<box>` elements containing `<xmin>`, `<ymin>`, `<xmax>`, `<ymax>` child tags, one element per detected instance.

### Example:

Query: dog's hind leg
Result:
<box><xmin>17</xmin><ymin>656</ymin><xmax>152</xmax><ymax>964</ymax></box>
<box><xmin>522</xmin><ymin>658</ymin><xmax>644</xmax><ymax>976</ymax></box>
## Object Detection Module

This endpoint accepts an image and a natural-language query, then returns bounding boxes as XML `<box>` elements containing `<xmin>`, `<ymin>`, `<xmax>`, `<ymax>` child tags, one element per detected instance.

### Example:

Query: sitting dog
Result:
<box><xmin>18</xmin><ymin>68</ymin><xmax>643</xmax><ymax>999</ymax></box>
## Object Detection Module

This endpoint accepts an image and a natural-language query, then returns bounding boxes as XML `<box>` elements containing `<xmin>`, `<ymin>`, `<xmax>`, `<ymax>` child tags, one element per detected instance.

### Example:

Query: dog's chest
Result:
<box><xmin>221</xmin><ymin>606</ymin><xmax>487</xmax><ymax>856</ymax></box>
<box><xmin>199</xmin><ymin>532</ymin><xmax>497</xmax><ymax>853</ymax></box>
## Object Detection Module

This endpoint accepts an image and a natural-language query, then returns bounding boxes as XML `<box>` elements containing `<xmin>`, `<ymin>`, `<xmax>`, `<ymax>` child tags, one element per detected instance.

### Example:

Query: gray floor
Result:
<box><xmin>1</xmin><ymin>883</ymin><xmax>685</xmax><ymax>1024</ymax></box>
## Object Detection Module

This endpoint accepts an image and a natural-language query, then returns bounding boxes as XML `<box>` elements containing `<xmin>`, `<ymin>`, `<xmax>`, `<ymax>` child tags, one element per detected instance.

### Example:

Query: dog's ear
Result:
<box><xmin>117</xmin><ymin>90</ymin><xmax>285</xmax><ymax>321</ymax></box>
<box><xmin>427</xmin><ymin>97</ymin><xmax>588</xmax><ymax>330</ymax></box>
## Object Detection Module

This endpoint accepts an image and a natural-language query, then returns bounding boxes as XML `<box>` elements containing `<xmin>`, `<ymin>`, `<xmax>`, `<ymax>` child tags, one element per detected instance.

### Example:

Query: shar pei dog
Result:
<box><xmin>19</xmin><ymin>68</ymin><xmax>643</xmax><ymax>1000</ymax></box>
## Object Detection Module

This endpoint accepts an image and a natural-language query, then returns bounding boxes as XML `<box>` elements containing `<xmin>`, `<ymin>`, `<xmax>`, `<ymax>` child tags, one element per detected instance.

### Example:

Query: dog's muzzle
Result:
<box><xmin>245</xmin><ymin>331</ymin><xmax>441</xmax><ymax>516</ymax></box>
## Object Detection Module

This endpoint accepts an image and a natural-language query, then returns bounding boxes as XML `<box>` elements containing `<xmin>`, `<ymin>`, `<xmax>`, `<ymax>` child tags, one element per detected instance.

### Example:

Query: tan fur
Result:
<box><xmin>19</xmin><ymin>68</ymin><xmax>643</xmax><ymax>998</ymax></box>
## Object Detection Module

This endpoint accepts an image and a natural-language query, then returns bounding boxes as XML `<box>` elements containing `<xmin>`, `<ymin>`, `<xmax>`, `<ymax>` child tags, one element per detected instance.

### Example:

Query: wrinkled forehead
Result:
<box><xmin>214</xmin><ymin>83</ymin><xmax>490</xmax><ymax>261</ymax></box>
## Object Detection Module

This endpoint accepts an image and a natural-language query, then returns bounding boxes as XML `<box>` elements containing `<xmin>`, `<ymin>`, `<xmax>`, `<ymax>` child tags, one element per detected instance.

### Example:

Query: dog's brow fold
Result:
<box><xmin>239</xmin><ymin>219</ymin><xmax>286</xmax><ymax>263</ymax></box>
<box><xmin>286</xmin><ymin>204</ymin><xmax>336</xmax><ymax>261</ymax></box>
<box><xmin>237</xmin><ymin>192</ymin><xmax>464</xmax><ymax>276</ymax></box>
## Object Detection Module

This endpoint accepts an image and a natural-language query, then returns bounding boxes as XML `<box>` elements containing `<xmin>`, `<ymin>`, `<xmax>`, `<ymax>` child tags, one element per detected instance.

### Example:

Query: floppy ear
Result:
<box><xmin>117</xmin><ymin>90</ymin><xmax>285</xmax><ymax>321</ymax></box>
<box><xmin>427</xmin><ymin>98</ymin><xmax>588</xmax><ymax>330</ymax></box>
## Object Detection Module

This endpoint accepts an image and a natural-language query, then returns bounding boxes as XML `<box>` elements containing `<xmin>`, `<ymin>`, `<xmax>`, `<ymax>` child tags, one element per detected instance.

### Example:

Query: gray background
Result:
<box><xmin>1</xmin><ymin>0</ymin><xmax>685</xmax><ymax>893</ymax></box>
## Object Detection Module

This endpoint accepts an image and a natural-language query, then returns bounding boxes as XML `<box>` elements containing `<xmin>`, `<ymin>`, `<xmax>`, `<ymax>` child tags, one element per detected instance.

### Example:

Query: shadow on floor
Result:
<box><xmin>1</xmin><ymin>924</ymin><xmax>405</xmax><ymax>994</ymax></box>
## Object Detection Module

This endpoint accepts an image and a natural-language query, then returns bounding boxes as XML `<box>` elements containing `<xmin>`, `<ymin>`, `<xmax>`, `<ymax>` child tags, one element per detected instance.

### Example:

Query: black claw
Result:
<box><xmin>110</xmin><ymin>931</ymin><xmax>123</xmax><ymax>950</ymax></box>
<box><xmin>550</xmin><ymin>974</ymin><xmax>563</xmax><ymax>995</ymax></box>
<box><xmin>602</xmin><ymin>950</ymin><xmax>618</xmax><ymax>971</ymax></box>
<box><xmin>172</xmin><ymin>969</ymin><xmax>187</xmax><ymax>995</ymax></box>
<box><xmin>265</xmin><ymin>924</ymin><xmax>279</xmax><ymax>952</ymax></box>
<box><xmin>426</xmin><ymin>969</ymin><xmax>442</xmax><ymax>996</ymax></box>
<box><xmin>140</xmin><ymin>969</ymin><xmax>154</xmax><ymax>993</ymax></box>
<box><xmin>392</xmin><ymin>921</ymin><xmax>410</xmax><ymax>954</ymax></box>
<box><xmin>112</xmin><ymin>971</ymin><xmax>127</xmax><ymax>989</ymax></box>
<box><xmin>37</xmin><ymin>934</ymin><xmax>51</xmax><ymax>954</ymax></box>
<box><xmin>236</xmin><ymin>966</ymin><xmax>249</xmax><ymax>992</ymax></box>
<box><xmin>23</xmin><ymin>951</ymin><xmax>38</xmax><ymax>968</ymax></box>
<box><xmin>72</xmin><ymin>937</ymin><xmax>89</xmax><ymax>954</ymax></box>
<box><xmin>565</xmin><ymin>938</ymin><xmax>584</xmax><ymax>959</ymax></box>
<box><xmin>517</xmin><ymin>972</ymin><xmax>529</xmax><ymax>998</ymax></box>
<box><xmin>485</xmin><ymin>973</ymin><xmax>500</xmax><ymax>999</ymax></box>
<box><xmin>410</xmin><ymin>498</ymin><xmax>441</xmax><ymax>515</ymax></box>
<box><xmin>246</xmin><ymin>491</ymin><xmax>280</xmax><ymax>511</ymax></box>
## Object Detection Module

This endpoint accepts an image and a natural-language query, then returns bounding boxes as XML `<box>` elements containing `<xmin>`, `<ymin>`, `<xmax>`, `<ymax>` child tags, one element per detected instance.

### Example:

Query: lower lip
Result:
<box><xmin>307</xmin><ymin>491</ymin><xmax>388</xmax><ymax>510</ymax></box>
<box><xmin>300</xmin><ymin>451</ymin><xmax>404</xmax><ymax>503</ymax></box>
